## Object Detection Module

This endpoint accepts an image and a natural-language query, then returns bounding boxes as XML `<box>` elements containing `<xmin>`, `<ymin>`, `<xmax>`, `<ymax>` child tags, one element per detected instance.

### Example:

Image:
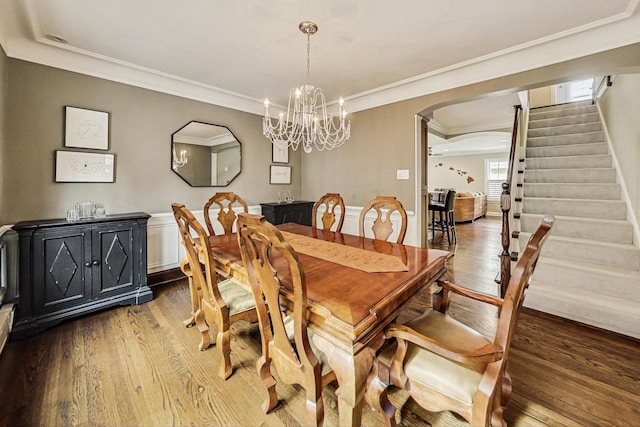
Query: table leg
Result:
<box><xmin>313</xmin><ymin>332</ymin><xmax>385</xmax><ymax>427</ymax></box>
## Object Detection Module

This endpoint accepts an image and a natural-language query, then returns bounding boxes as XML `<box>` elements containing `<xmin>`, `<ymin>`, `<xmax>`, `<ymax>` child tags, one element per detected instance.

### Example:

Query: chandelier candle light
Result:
<box><xmin>263</xmin><ymin>21</ymin><xmax>350</xmax><ymax>153</ymax></box>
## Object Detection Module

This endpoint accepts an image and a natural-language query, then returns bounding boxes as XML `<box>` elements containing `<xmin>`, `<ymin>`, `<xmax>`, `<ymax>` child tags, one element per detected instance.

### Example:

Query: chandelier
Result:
<box><xmin>263</xmin><ymin>21</ymin><xmax>350</xmax><ymax>153</ymax></box>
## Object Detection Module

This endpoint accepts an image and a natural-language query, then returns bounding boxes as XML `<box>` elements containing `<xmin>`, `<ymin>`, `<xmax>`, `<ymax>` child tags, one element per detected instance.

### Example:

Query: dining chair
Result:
<box><xmin>430</xmin><ymin>189</ymin><xmax>457</xmax><ymax>244</ymax></box>
<box><xmin>178</xmin><ymin>192</ymin><xmax>247</xmax><ymax>329</ymax></box>
<box><xmin>366</xmin><ymin>214</ymin><xmax>554</xmax><ymax>427</ymax></box>
<box><xmin>359</xmin><ymin>196</ymin><xmax>407</xmax><ymax>244</ymax></box>
<box><xmin>172</xmin><ymin>203</ymin><xmax>258</xmax><ymax>380</ymax></box>
<box><xmin>236</xmin><ymin>212</ymin><xmax>337</xmax><ymax>427</ymax></box>
<box><xmin>312</xmin><ymin>192</ymin><xmax>346</xmax><ymax>232</ymax></box>
<box><xmin>204</xmin><ymin>192</ymin><xmax>249</xmax><ymax>236</ymax></box>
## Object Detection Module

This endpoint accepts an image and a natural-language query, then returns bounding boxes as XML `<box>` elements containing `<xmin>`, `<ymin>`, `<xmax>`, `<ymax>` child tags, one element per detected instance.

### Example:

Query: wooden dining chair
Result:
<box><xmin>236</xmin><ymin>212</ymin><xmax>337</xmax><ymax>427</ymax></box>
<box><xmin>359</xmin><ymin>196</ymin><xmax>408</xmax><ymax>244</ymax></box>
<box><xmin>172</xmin><ymin>203</ymin><xmax>258</xmax><ymax>380</ymax></box>
<box><xmin>178</xmin><ymin>192</ymin><xmax>247</xmax><ymax>329</ymax></box>
<box><xmin>366</xmin><ymin>214</ymin><xmax>554</xmax><ymax>426</ymax></box>
<box><xmin>204</xmin><ymin>192</ymin><xmax>249</xmax><ymax>236</ymax></box>
<box><xmin>312</xmin><ymin>193</ymin><xmax>346</xmax><ymax>232</ymax></box>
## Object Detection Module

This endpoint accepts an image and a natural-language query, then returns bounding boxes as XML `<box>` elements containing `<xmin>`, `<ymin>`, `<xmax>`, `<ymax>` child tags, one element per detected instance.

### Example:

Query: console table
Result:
<box><xmin>11</xmin><ymin>212</ymin><xmax>153</xmax><ymax>339</ymax></box>
<box><xmin>260</xmin><ymin>201</ymin><xmax>314</xmax><ymax>226</ymax></box>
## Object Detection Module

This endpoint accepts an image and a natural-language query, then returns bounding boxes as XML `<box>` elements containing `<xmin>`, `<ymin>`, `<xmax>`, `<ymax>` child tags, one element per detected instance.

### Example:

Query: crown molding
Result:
<box><xmin>1</xmin><ymin>1</ymin><xmax>639</xmax><ymax>115</ymax></box>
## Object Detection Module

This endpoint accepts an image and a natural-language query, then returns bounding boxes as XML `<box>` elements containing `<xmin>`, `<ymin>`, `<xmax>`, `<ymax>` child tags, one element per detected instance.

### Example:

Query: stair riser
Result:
<box><xmin>526</xmin><ymin>155</ymin><xmax>611</xmax><ymax>170</ymax></box>
<box><xmin>522</xmin><ymin>183</ymin><xmax>621</xmax><ymax>200</ymax></box>
<box><xmin>526</xmin><ymin>142</ymin><xmax>608</xmax><ymax>158</ymax></box>
<box><xmin>527</xmin><ymin>132</ymin><xmax>605</xmax><ymax>147</ymax></box>
<box><xmin>532</xmin><ymin>261</ymin><xmax>640</xmax><ymax>301</ymax></box>
<box><xmin>518</xmin><ymin>235</ymin><xmax>640</xmax><ymax>270</ymax></box>
<box><xmin>524</xmin><ymin>287</ymin><xmax>640</xmax><ymax>339</ymax></box>
<box><xmin>529</xmin><ymin>105</ymin><xmax>597</xmax><ymax>120</ymax></box>
<box><xmin>528</xmin><ymin>113</ymin><xmax>600</xmax><ymax>129</ymax></box>
<box><xmin>524</xmin><ymin>168</ymin><xmax>616</xmax><ymax>183</ymax></box>
<box><xmin>522</xmin><ymin>198</ymin><xmax>626</xmax><ymax>220</ymax></box>
<box><xmin>520</xmin><ymin>214</ymin><xmax>632</xmax><ymax>244</ymax></box>
<box><xmin>528</xmin><ymin>122</ymin><xmax>602</xmax><ymax>137</ymax></box>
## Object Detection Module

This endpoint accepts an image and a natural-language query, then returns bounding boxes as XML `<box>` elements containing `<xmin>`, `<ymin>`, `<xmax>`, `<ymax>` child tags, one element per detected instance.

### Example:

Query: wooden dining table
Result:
<box><xmin>207</xmin><ymin>223</ymin><xmax>453</xmax><ymax>426</ymax></box>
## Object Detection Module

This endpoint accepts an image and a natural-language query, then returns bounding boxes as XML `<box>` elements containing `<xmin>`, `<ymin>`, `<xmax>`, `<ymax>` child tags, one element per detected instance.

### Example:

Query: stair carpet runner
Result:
<box><xmin>516</xmin><ymin>100</ymin><xmax>640</xmax><ymax>339</ymax></box>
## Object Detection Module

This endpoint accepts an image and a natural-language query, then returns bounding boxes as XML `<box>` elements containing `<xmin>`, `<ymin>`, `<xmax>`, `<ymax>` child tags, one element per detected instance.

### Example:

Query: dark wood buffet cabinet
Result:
<box><xmin>260</xmin><ymin>201</ymin><xmax>314</xmax><ymax>226</ymax></box>
<box><xmin>11</xmin><ymin>212</ymin><xmax>153</xmax><ymax>339</ymax></box>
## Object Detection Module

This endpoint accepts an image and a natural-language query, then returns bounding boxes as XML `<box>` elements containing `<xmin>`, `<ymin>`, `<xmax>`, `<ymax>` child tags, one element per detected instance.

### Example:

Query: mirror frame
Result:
<box><xmin>171</xmin><ymin>121</ymin><xmax>242</xmax><ymax>187</ymax></box>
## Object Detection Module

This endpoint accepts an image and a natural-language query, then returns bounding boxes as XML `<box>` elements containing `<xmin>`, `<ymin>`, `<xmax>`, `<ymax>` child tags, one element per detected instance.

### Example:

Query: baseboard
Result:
<box><xmin>148</xmin><ymin>267</ymin><xmax>184</xmax><ymax>287</ymax></box>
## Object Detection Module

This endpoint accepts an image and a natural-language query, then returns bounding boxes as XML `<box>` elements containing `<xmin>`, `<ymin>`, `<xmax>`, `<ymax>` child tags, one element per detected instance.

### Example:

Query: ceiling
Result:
<box><xmin>1</xmin><ymin>0</ymin><xmax>639</xmax><ymax>119</ymax></box>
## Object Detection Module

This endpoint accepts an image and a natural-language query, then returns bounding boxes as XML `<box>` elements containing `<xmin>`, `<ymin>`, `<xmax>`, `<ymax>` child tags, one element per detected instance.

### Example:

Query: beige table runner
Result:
<box><xmin>280</xmin><ymin>231</ymin><xmax>408</xmax><ymax>273</ymax></box>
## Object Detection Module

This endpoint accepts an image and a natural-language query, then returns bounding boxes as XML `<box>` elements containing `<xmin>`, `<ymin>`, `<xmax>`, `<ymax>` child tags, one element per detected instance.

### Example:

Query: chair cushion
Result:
<box><xmin>284</xmin><ymin>315</ymin><xmax>333</xmax><ymax>376</ymax></box>
<box><xmin>379</xmin><ymin>310</ymin><xmax>491</xmax><ymax>405</ymax></box>
<box><xmin>219</xmin><ymin>278</ymin><xmax>256</xmax><ymax>314</ymax></box>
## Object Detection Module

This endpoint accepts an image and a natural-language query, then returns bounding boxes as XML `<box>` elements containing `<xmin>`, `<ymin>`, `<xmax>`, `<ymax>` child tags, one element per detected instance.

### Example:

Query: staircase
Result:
<box><xmin>515</xmin><ymin>100</ymin><xmax>640</xmax><ymax>339</ymax></box>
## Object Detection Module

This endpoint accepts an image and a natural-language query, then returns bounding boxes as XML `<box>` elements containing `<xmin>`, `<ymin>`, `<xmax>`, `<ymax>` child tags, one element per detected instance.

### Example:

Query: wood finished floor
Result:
<box><xmin>1</xmin><ymin>216</ymin><xmax>639</xmax><ymax>426</ymax></box>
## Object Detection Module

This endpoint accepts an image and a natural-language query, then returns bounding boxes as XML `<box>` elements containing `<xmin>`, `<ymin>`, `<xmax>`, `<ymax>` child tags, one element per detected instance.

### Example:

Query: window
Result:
<box><xmin>486</xmin><ymin>159</ymin><xmax>508</xmax><ymax>202</ymax></box>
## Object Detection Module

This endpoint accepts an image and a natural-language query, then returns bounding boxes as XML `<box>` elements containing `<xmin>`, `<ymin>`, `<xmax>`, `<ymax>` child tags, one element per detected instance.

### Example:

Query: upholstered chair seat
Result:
<box><xmin>219</xmin><ymin>278</ymin><xmax>258</xmax><ymax>315</ymax></box>
<box><xmin>377</xmin><ymin>310</ymin><xmax>490</xmax><ymax>405</ymax></box>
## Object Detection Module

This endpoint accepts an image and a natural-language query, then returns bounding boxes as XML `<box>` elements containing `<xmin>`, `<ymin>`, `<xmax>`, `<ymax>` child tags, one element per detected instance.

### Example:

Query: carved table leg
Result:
<box><xmin>313</xmin><ymin>332</ymin><xmax>385</xmax><ymax>427</ymax></box>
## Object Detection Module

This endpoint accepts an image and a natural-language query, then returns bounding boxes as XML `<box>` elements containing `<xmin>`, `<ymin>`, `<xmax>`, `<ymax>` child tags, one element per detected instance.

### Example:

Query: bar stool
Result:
<box><xmin>429</xmin><ymin>189</ymin><xmax>457</xmax><ymax>244</ymax></box>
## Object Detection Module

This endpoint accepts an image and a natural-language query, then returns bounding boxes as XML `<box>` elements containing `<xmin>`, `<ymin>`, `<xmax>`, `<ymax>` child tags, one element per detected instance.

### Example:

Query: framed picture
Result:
<box><xmin>64</xmin><ymin>106</ymin><xmax>110</xmax><ymax>150</ymax></box>
<box><xmin>272</xmin><ymin>142</ymin><xmax>289</xmax><ymax>163</ymax></box>
<box><xmin>55</xmin><ymin>150</ymin><xmax>115</xmax><ymax>183</ymax></box>
<box><xmin>269</xmin><ymin>165</ymin><xmax>291</xmax><ymax>185</ymax></box>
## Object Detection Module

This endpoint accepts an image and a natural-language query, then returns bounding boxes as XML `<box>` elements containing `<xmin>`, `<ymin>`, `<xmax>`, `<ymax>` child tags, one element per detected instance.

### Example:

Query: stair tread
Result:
<box><xmin>529</xmin><ymin>281</ymin><xmax>640</xmax><ymax>306</ymax></box>
<box><xmin>536</xmin><ymin>257</ymin><xmax>640</xmax><ymax>278</ymax></box>
<box><xmin>519</xmin><ymin>231</ymin><xmax>639</xmax><ymax>251</ymax></box>
<box><xmin>519</xmin><ymin>212</ymin><xmax>630</xmax><ymax>226</ymax></box>
<box><xmin>522</xmin><ymin>196</ymin><xmax>625</xmax><ymax>203</ymax></box>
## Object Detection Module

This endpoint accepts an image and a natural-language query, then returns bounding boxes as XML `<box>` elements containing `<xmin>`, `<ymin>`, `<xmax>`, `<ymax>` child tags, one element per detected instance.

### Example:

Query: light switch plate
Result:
<box><xmin>396</xmin><ymin>169</ymin><xmax>409</xmax><ymax>180</ymax></box>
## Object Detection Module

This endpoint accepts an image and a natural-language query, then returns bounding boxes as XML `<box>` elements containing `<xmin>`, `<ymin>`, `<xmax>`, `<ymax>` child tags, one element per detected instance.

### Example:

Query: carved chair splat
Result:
<box><xmin>359</xmin><ymin>196</ymin><xmax>408</xmax><ymax>244</ymax></box>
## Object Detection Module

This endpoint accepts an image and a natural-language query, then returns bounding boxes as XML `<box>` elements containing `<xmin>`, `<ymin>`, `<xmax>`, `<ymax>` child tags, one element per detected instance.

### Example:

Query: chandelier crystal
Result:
<box><xmin>263</xmin><ymin>21</ymin><xmax>350</xmax><ymax>153</ymax></box>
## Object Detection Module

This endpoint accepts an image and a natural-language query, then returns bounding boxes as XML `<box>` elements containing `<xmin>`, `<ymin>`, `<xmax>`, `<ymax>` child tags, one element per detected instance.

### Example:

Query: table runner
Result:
<box><xmin>280</xmin><ymin>231</ymin><xmax>408</xmax><ymax>273</ymax></box>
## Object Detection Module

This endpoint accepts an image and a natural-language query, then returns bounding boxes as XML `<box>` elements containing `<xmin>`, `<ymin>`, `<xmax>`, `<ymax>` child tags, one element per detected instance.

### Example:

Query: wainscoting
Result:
<box><xmin>147</xmin><ymin>204</ymin><xmax>417</xmax><ymax>274</ymax></box>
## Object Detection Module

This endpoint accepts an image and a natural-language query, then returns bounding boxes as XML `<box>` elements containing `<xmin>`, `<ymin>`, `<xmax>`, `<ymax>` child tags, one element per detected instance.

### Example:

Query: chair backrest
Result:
<box><xmin>444</xmin><ymin>189</ymin><xmax>457</xmax><ymax>212</ymax></box>
<box><xmin>496</xmin><ymin>214</ymin><xmax>554</xmax><ymax>357</ymax></box>
<box><xmin>359</xmin><ymin>196</ymin><xmax>407</xmax><ymax>244</ymax></box>
<box><xmin>172</xmin><ymin>203</ymin><xmax>227</xmax><ymax>312</ymax></box>
<box><xmin>204</xmin><ymin>192</ymin><xmax>248</xmax><ymax>235</ymax></box>
<box><xmin>236</xmin><ymin>213</ymin><xmax>323</xmax><ymax>388</ymax></box>
<box><xmin>312</xmin><ymin>193</ymin><xmax>346</xmax><ymax>232</ymax></box>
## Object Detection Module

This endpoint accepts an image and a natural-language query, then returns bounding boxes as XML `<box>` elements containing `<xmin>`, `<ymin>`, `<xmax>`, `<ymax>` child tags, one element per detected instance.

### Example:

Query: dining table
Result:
<box><xmin>206</xmin><ymin>222</ymin><xmax>453</xmax><ymax>427</ymax></box>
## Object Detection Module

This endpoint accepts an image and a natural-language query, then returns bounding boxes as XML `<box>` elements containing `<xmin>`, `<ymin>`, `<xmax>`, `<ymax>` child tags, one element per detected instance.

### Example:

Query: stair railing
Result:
<box><xmin>499</xmin><ymin>105</ymin><xmax>522</xmax><ymax>297</ymax></box>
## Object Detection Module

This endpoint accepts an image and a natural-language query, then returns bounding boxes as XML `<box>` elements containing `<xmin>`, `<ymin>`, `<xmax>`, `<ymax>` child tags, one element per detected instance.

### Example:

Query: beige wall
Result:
<box><xmin>428</xmin><ymin>153</ymin><xmax>507</xmax><ymax>214</ymax></box>
<box><xmin>301</xmin><ymin>100</ymin><xmax>419</xmax><ymax>209</ymax></box>
<box><xmin>2</xmin><ymin>59</ymin><xmax>301</xmax><ymax>224</ymax></box>
<box><xmin>599</xmin><ymin>74</ymin><xmax>640</xmax><ymax>237</ymax></box>
<box><xmin>0</xmin><ymin>45</ymin><xmax>7</xmax><ymax>221</ymax></box>
<box><xmin>302</xmin><ymin>43</ymin><xmax>640</xmax><ymax>213</ymax></box>
<box><xmin>4</xmin><ymin>44</ymin><xmax>640</xmax><ymax>224</ymax></box>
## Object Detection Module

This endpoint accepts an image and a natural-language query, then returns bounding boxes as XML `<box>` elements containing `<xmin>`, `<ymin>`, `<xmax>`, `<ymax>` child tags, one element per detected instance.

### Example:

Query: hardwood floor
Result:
<box><xmin>1</xmin><ymin>216</ymin><xmax>639</xmax><ymax>426</ymax></box>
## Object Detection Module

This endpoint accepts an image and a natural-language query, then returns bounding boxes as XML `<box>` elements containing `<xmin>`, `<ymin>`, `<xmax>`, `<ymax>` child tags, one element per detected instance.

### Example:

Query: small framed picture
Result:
<box><xmin>64</xmin><ymin>106</ymin><xmax>110</xmax><ymax>150</ymax></box>
<box><xmin>55</xmin><ymin>150</ymin><xmax>116</xmax><ymax>183</ymax></box>
<box><xmin>272</xmin><ymin>142</ymin><xmax>289</xmax><ymax>163</ymax></box>
<box><xmin>269</xmin><ymin>165</ymin><xmax>291</xmax><ymax>185</ymax></box>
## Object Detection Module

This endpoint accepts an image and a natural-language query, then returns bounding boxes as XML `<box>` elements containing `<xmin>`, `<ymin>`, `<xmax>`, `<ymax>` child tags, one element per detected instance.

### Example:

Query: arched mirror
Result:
<box><xmin>171</xmin><ymin>121</ymin><xmax>241</xmax><ymax>186</ymax></box>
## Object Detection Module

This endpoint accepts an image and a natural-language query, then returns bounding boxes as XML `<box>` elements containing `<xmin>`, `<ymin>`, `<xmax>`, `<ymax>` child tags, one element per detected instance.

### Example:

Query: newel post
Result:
<box><xmin>500</xmin><ymin>182</ymin><xmax>511</xmax><ymax>297</ymax></box>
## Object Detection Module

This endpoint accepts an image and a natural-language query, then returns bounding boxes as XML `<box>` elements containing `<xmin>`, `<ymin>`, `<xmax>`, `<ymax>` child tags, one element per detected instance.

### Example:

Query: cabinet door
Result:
<box><xmin>279</xmin><ymin>205</ymin><xmax>312</xmax><ymax>226</ymax></box>
<box><xmin>33</xmin><ymin>227</ymin><xmax>92</xmax><ymax>313</ymax></box>
<box><xmin>92</xmin><ymin>222</ymin><xmax>138</xmax><ymax>297</ymax></box>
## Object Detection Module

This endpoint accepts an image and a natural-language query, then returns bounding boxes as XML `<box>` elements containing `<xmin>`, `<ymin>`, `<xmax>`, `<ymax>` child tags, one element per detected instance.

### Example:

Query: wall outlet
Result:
<box><xmin>396</xmin><ymin>169</ymin><xmax>409</xmax><ymax>180</ymax></box>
